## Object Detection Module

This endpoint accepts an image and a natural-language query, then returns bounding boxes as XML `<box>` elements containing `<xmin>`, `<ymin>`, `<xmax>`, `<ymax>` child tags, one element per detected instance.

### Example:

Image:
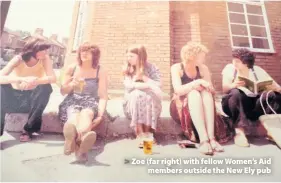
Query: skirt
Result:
<box><xmin>58</xmin><ymin>93</ymin><xmax>115</xmax><ymax>124</ymax></box>
<box><xmin>123</xmin><ymin>89</ymin><xmax>162</xmax><ymax>130</ymax></box>
<box><xmin>169</xmin><ymin>94</ymin><xmax>234</xmax><ymax>144</ymax></box>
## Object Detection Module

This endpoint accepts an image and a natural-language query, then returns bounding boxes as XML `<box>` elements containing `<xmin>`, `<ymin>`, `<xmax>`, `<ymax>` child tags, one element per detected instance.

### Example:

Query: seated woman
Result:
<box><xmin>122</xmin><ymin>44</ymin><xmax>162</xmax><ymax>148</ymax></box>
<box><xmin>59</xmin><ymin>43</ymin><xmax>115</xmax><ymax>162</ymax></box>
<box><xmin>221</xmin><ymin>48</ymin><xmax>281</xmax><ymax>147</ymax></box>
<box><xmin>0</xmin><ymin>38</ymin><xmax>55</xmax><ymax>141</ymax></box>
<box><xmin>170</xmin><ymin>42</ymin><xmax>226</xmax><ymax>155</ymax></box>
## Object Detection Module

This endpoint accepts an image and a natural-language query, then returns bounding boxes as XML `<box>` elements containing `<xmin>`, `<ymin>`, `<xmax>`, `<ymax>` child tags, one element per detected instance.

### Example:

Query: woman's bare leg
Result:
<box><xmin>75</xmin><ymin>109</ymin><xmax>97</xmax><ymax>161</ymax></box>
<box><xmin>135</xmin><ymin>123</ymin><xmax>144</xmax><ymax>137</ymax></box>
<box><xmin>63</xmin><ymin>112</ymin><xmax>80</xmax><ymax>155</ymax></box>
<box><xmin>201</xmin><ymin>90</ymin><xmax>223</xmax><ymax>152</ymax></box>
<box><xmin>187</xmin><ymin>90</ymin><xmax>213</xmax><ymax>155</ymax></box>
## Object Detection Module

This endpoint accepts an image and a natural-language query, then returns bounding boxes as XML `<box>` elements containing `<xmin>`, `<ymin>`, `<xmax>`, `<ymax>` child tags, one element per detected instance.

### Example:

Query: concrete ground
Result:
<box><xmin>1</xmin><ymin>131</ymin><xmax>281</xmax><ymax>182</ymax></box>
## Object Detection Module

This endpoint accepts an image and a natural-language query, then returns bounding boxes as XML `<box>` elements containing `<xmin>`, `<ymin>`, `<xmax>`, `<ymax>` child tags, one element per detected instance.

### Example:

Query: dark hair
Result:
<box><xmin>21</xmin><ymin>38</ymin><xmax>51</xmax><ymax>62</ymax></box>
<box><xmin>77</xmin><ymin>42</ymin><xmax>100</xmax><ymax>68</ymax></box>
<box><xmin>232</xmin><ymin>48</ymin><xmax>255</xmax><ymax>68</ymax></box>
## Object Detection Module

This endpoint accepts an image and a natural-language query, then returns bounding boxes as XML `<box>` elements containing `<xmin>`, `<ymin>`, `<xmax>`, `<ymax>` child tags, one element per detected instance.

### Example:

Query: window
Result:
<box><xmin>72</xmin><ymin>1</ymin><xmax>88</xmax><ymax>51</ymax></box>
<box><xmin>226</xmin><ymin>0</ymin><xmax>274</xmax><ymax>53</ymax></box>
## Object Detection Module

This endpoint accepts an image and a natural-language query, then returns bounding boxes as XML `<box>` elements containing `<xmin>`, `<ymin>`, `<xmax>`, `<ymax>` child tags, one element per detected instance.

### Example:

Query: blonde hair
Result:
<box><xmin>123</xmin><ymin>44</ymin><xmax>147</xmax><ymax>76</ymax></box>
<box><xmin>180</xmin><ymin>42</ymin><xmax>208</xmax><ymax>63</ymax></box>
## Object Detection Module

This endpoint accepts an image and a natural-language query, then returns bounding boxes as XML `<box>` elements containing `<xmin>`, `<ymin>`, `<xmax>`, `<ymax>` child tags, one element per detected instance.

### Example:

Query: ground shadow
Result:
<box><xmin>72</xmin><ymin>134</ymin><xmax>136</xmax><ymax>167</ymax></box>
<box><xmin>248</xmin><ymin>136</ymin><xmax>276</xmax><ymax>147</ymax></box>
<box><xmin>0</xmin><ymin>132</ymin><xmax>64</xmax><ymax>150</ymax></box>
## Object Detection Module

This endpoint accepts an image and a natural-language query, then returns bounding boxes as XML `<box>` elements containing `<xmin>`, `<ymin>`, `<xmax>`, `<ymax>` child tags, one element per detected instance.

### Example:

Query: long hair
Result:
<box><xmin>123</xmin><ymin>44</ymin><xmax>147</xmax><ymax>76</ymax></box>
<box><xmin>21</xmin><ymin>38</ymin><xmax>51</xmax><ymax>62</ymax></box>
<box><xmin>77</xmin><ymin>42</ymin><xmax>100</xmax><ymax>68</ymax></box>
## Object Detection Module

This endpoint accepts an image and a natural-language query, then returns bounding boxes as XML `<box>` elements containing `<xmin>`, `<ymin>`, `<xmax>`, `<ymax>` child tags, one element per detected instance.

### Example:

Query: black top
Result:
<box><xmin>180</xmin><ymin>63</ymin><xmax>201</xmax><ymax>85</ymax></box>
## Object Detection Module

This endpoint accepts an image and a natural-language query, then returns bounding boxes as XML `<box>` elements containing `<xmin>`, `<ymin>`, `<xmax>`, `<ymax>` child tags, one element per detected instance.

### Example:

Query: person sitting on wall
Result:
<box><xmin>122</xmin><ymin>44</ymin><xmax>163</xmax><ymax>148</ymax></box>
<box><xmin>0</xmin><ymin>38</ymin><xmax>55</xmax><ymax>142</ymax></box>
<box><xmin>170</xmin><ymin>42</ymin><xmax>233</xmax><ymax>155</ymax></box>
<box><xmin>59</xmin><ymin>42</ymin><xmax>116</xmax><ymax>162</ymax></box>
<box><xmin>221</xmin><ymin>48</ymin><xmax>281</xmax><ymax>147</ymax></box>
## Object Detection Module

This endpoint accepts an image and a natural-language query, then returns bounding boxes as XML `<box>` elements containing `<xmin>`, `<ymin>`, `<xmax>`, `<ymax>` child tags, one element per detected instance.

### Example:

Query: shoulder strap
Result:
<box><xmin>233</xmin><ymin>70</ymin><xmax>237</xmax><ymax>80</ymax></box>
<box><xmin>71</xmin><ymin>66</ymin><xmax>77</xmax><ymax>77</ymax></box>
<box><xmin>251</xmin><ymin>68</ymin><xmax>259</xmax><ymax>81</ymax></box>
<box><xmin>196</xmin><ymin>66</ymin><xmax>201</xmax><ymax>78</ymax></box>
<box><xmin>96</xmin><ymin>65</ymin><xmax>100</xmax><ymax>78</ymax></box>
<box><xmin>180</xmin><ymin>63</ymin><xmax>184</xmax><ymax>71</ymax></box>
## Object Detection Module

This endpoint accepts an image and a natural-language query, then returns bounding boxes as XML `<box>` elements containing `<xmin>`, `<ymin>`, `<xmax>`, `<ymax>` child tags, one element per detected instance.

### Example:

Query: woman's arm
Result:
<box><xmin>200</xmin><ymin>65</ymin><xmax>216</xmax><ymax>93</ymax></box>
<box><xmin>143</xmin><ymin>64</ymin><xmax>161</xmax><ymax>88</ymax></box>
<box><xmin>90</xmin><ymin>67</ymin><xmax>108</xmax><ymax>129</ymax></box>
<box><xmin>222</xmin><ymin>64</ymin><xmax>241</xmax><ymax>94</ymax></box>
<box><xmin>37</xmin><ymin>55</ymin><xmax>57</xmax><ymax>84</ymax></box>
<box><xmin>97</xmin><ymin>67</ymin><xmax>108</xmax><ymax>117</ymax></box>
<box><xmin>171</xmin><ymin>64</ymin><xmax>196</xmax><ymax>96</ymax></box>
<box><xmin>0</xmin><ymin>56</ymin><xmax>22</xmax><ymax>84</ymax></box>
<box><xmin>60</xmin><ymin>64</ymin><xmax>76</xmax><ymax>95</ymax></box>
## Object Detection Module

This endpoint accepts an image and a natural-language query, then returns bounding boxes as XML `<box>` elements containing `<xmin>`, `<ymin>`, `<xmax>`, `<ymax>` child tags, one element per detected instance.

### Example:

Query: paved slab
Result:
<box><xmin>1</xmin><ymin>132</ymin><xmax>281</xmax><ymax>182</ymax></box>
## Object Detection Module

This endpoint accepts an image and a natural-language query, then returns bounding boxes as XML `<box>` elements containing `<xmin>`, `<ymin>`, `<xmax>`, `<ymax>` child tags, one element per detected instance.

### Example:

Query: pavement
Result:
<box><xmin>1</xmin><ymin>130</ymin><xmax>281</xmax><ymax>182</ymax></box>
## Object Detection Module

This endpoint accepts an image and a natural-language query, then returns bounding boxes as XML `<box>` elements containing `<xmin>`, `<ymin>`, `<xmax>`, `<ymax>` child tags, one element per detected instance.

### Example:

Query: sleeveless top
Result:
<box><xmin>180</xmin><ymin>63</ymin><xmax>201</xmax><ymax>85</ymax></box>
<box><xmin>9</xmin><ymin>55</ymin><xmax>46</xmax><ymax>89</ymax></box>
<box><xmin>72</xmin><ymin>65</ymin><xmax>100</xmax><ymax>98</ymax></box>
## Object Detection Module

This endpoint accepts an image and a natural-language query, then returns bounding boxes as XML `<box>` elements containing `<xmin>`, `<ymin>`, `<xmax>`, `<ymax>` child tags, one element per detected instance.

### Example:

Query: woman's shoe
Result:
<box><xmin>234</xmin><ymin>133</ymin><xmax>250</xmax><ymax>147</ymax></box>
<box><xmin>63</xmin><ymin>123</ymin><xmax>77</xmax><ymax>155</ymax></box>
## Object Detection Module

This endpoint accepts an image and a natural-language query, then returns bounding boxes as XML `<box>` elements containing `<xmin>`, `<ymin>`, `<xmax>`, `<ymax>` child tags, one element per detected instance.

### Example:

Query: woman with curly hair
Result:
<box><xmin>221</xmin><ymin>48</ymin><xmax>281</xmax><ymax>147</ymax></box>
<box><xmin>170</xmin><ymin>42</ymin><xmax>226</xmax><ymax>155</ymax></box>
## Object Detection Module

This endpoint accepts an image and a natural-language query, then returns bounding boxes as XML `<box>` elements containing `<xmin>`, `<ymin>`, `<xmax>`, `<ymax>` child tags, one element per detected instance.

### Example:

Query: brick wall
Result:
<box><xmin>171</xmin><ymin>1</ymin><xmax>281</xmax><ymax>91</ymax></box>
<box><xmin>260</xmin><ymin>2</ymin><xmax>281</xmax><ymax>84</ymax></box>
<box><xmin>171</xmin><ymin>2</ymin><xmax>233</xmax><ymax>91</ymax></box>
<box><xmin>65</xmin><ymin>1</ymin><xmax>281</xmax><ymax>96</ymax></box>
<box><xmin>89</xmin><ymin>2</ymin><xmax>171</xmax><ymax>94</ymax></box>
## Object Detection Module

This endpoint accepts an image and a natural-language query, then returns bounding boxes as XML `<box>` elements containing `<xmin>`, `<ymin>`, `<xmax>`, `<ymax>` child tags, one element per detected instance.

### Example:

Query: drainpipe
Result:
<box><xmin>0</xmin><ymin>1</ymin><xmax>11</xmax><ymax>37</ymax></box>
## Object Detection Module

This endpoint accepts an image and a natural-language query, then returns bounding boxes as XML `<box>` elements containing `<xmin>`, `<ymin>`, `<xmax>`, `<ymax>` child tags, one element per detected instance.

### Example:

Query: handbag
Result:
<box><xmin>259</xmin><ymin>90</ymin><xmax>281</xmax><ymax>149</ymax></box>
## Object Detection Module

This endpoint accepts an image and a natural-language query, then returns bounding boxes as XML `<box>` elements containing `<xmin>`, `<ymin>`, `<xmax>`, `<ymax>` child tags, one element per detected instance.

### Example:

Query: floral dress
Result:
<box><xmin>123</xmin><ymin>62</ymin><xmax>162</xmax><ymax>130</ymax></box>
<box><xmin>58</xmin><ymin>66</ymin><xmax>115</xmax><ymax>124</ymax></box>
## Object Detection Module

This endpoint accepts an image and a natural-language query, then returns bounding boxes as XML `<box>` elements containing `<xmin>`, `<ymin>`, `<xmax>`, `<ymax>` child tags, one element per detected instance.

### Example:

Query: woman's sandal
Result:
<box><xmin>199</xmin><ymin>140</ymin><xmax>213</xmax><ymax>156</ymax></box>
<box><xmin>210</xmin><ymin>138</ymin><xmax>224</xmax><ymax>152</ymax></box>
<box><xmin>19</xmin><ymin>132</ymin><xmax>32</xmax><ymax>142</ymax></box>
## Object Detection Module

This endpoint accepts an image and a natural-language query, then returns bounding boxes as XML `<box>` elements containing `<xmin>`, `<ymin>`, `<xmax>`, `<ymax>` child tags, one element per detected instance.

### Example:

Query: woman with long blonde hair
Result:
<box><xmin>122</xmin><ymin>44</ymin><xmax>162</xmax><ymax>148</ymax></box>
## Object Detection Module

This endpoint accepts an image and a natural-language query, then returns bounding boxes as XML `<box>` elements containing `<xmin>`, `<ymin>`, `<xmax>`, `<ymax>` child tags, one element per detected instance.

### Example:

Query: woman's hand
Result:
<box><xmin>191</xmin><ymin>79</ymin><xmax>215</xmax><ymax>93</ymax></box>
<box><xmin>19</xmin><ymin>76</ymin><xmax>39</xmax><ymax>90</ymax></box>
<box><xmin>69</xmin><ymin>77</ymin><xmax>80</xmax><ymax>88</ymax></box>
<box><xmin>133</xmin><ymin>72</ymin><xmax>144</xmax><ymax>82</ymax></box>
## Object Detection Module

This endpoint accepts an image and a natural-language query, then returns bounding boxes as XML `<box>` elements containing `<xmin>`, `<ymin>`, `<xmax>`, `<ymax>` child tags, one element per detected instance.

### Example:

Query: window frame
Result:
<box><xmin>226</xmin><ymin>0</ymin><xmax>274</xmax><ymax>53</ymax></box>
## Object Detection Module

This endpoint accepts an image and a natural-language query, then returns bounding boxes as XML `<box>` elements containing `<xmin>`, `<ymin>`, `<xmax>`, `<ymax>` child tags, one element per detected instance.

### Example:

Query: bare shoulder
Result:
<box><xmin>199</xmin><ymin>64</ymin><xmax>210</xmax><ymax>76</ymax></box>
<box><xmin>171</xmin><ymin>63</ymin><xmax>181</xmax><ymax>72</ymax></box>
<box><xmin>98</xmin><ymin>66</ymin><xmax>108</xmax><ymax>76</ymax></box>
<box><xmin>10</xmin><ymin>55</ymin><xmax>22</xmax><ymax>66</ymax></box>
<box><xmin>199</xmin><ymin>64</ymin><xmax>210</xmax><ymax>72</ymax></box>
